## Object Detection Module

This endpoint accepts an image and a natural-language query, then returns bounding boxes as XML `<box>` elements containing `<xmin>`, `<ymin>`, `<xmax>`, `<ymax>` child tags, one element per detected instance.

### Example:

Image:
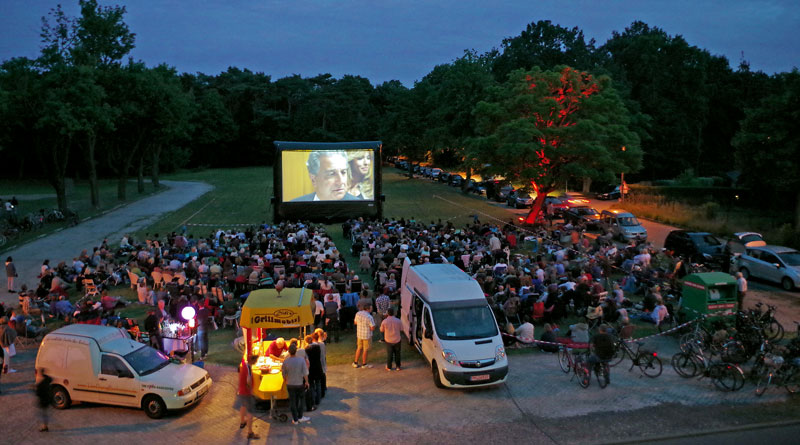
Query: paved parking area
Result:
<box><xmin>2</xmin><ymin>334</ymin><xmax>796</xmax><ymax>445</ymax></box>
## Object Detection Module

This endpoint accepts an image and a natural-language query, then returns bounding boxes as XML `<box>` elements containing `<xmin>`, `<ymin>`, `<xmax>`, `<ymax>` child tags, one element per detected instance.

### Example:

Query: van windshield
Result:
<box><xmin>125</xmin><ymin>346</ymin><xmax>170</xmax><ymax>376</ymax></box>
<box><xmin>432</xmin><ymin>305</ymin><xmax>498</xmax><ymax>340</ymax></box>
<box><xmin>619</xmin><ymin>216</ymin><xmax>640</xmax><ymax>226</ymax></box>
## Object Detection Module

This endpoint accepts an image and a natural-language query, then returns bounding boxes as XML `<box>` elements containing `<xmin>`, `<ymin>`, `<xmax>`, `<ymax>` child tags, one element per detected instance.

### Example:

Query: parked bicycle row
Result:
<box><xmin>0</xmin><ymin>207</ymin><xmax>79</xmax><ymax>247</ymax></box>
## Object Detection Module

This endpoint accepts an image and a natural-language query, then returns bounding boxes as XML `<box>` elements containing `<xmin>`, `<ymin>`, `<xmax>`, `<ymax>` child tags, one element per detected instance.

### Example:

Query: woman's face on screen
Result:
<box><xmin>351</xmin><ymin>153</ymin><xmax>371</xmax><ymax>176</ymax></box>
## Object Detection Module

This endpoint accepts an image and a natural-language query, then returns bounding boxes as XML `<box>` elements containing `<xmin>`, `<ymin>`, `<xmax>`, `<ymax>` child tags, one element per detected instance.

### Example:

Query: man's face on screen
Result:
<box><xmin>311</xmin><ymin>154</ymin><xmax>348</xmax><ymax>200</ymax></box>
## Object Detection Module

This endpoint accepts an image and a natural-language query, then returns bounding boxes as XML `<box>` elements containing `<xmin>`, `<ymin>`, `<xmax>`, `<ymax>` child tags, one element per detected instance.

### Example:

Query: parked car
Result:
<box><xmin>439</xmin><ymin>172</ymin><xmax>452</xmax><ymax>183</ymax></box>
<box><xmin>495</xmin><ymin>186</ymin><xmax>514</xmax><ymax>202</ymax></box>
<box><xmin>565</xmin><ymin>206</ymin><xmax>601</xmax><ymax>228</ymax></box>
<box><xmin>430</xmin><ymin>168</ymin><xmax>442</xmax><ymax>179</ymax></box>
<box><xmin>596</xmin><ymin>186</ymin><xmax>621</xmax><ymax>200</ymax></box>
<box><xmin>735</xmin><ymin>245</ymin><xmax>800</xmax><ymax>291</ymax></box>
<box><xmin>543</xmin><ymin>196</ymin><xmax>569</xmax><ymax>215</ymax></box>
<box><xmin>449</xmin><ymin>174</ymin><xmax>464</xmax><ymax>187</ymax></box>
<box><xmin>599</xmin><ymin>210</ymin><xmax>647</xmax><ymax>242</ymax></box>
<box><xmin>485</xmin><ymin>180</ymin><xmax>512</xmax><ymax>201</ymax></box>
<box><xmin>664</xmin><ymin>230</ymin><xmax>725</xmax><ymax>266</ymax></box>
<box><xmin>507</xmin><ymin>191</ymin><xmax>533</xmax><ymax>208</ymax></box>
<box><xmin>558</xmin><ymin>193</ymin><xmax>590</xmax><ymax>211</ymax></box>
<box><xmin>466</xmin><ymin>179</ymin><xmax>487</xmax><ymax>195</ymax></box>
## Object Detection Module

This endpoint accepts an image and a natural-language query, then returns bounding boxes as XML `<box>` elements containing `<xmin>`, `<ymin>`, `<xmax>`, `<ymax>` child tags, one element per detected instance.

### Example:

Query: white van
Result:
<box><xmin>400</xmin><ymin>259</ymin><xmax>508</xmax><ymax>388</ymax></box>
<box><xmin>599</xmin><ymin>209</ymin><xmax>647</xmax><ymax>242</ymax></box>
<box><xmin>35</xmin><ymin>324</ymin><xmax>212</xmax><ymax>418</ymax></box>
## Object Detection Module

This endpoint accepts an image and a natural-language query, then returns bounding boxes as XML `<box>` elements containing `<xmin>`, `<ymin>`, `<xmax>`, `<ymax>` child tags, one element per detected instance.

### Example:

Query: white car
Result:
<box><xmin>735</xmin><ymin>245</ymin><xmax>800</xmax><ymax>291</ymax></box>
<box><xmin>36</xmin><ymin>324</ymin><xmax>212</xmax><ymax>418</ymax></box>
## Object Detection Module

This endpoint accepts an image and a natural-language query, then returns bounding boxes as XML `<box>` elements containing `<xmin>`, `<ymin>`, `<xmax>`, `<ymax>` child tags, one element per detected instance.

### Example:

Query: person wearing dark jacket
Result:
<box><xmin>5</xmin><ymin>257</ymin><xmax>17</xmax><ymax>293</ymax></box>
<box><xmin>304</xmin><ymin>335</ymin><xmax>323</xmax><ymax>411</ymax></box>
<box><xmin>35</xmin><ymin>368</ymin><xmax>53</xmax><ymax>432</ymax></box>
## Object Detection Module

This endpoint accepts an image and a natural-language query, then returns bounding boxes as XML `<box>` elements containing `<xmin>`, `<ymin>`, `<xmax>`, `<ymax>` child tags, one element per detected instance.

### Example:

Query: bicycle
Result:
<box><xmin>609</xmin><ymin>339</ymin><xmax>663</xmax><ymax>377</ymax></box>
<box><xmin>558</xmin><ymin>345</ymin><xmax>591</xmax><ymax>388</ymax></box>
<box><xmin>671</xmin><ymin>344</ymin><xmax>746</xmax><ymax>392</ymax></box>
<box><xmin>754</xmin><ymin>353</ymin><xmax>800</xmax><ymax>396</ymax></box>
<box><xmin>749</xmin><ymin>302</ymin><xmax>784</xmax><ymax>342</ymax></box>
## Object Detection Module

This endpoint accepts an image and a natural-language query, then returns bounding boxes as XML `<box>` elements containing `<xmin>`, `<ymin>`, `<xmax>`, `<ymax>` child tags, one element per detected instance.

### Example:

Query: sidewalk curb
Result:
<box><xmin>601</xmin><ymin>418</ymin><xmax>800</xmax><ymax>444</ymax></box>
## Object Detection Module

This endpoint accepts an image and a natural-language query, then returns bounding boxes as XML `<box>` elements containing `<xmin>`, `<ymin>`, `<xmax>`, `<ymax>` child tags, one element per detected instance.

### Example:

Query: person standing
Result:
<box><xmin>282</xmin><ymin>343</ymin><xmax>311</xmax><ymax>425</ymax></box>
<box><xmin>323</xmin><ymin>295</ymin><xmax>339</xmax><ymax>342</ymax></box>
<box><xmin>380</xmin><ymin>307</ymin><xmax>402</xmax><ymax>371</ymax></box>
<box><xmin>304</xmin><ymin>335</ymin><xmax>323</xmax><ymax>411</ymax></box>
<box><xmin>195</xmin><ymin>300</ymin><xmax>210</xmax><ymax>359</ymax></box>
<box><xmin>0</xmin><ymin>316</ymin><xmax>16</xmax><ymax>374</ymax></box>
<box><xmin>35</xmin><ymin>368</ymin><xmax>53</xmax><ymax>432</ymax></box>
<box><xmin>5</xmin><ymin>257</ymin><xmax>17</xmax><ymax>293</ymax></box>
<box><xmin>353</xmin><ymin>302</ymin><xmax>375</xmax><ymax>368</ymax></box>
<box><xmin>235</xmin><ymin>356</ymin><xmax>260</xmax><ymax>439</ymax></box>
<box><xmin>313</xmin><ymin>329</ymin><xmax>327</xmax><ymax>397</ymax></box>
<box><xmin>736</xmin><ymin>271</ymin><xmax>747</xmax><ymax>311</ymax></box>
<box><xmin>375</xmin><ymin>290</ymin><xmax>391</xmax><ymax>328</ymax></box>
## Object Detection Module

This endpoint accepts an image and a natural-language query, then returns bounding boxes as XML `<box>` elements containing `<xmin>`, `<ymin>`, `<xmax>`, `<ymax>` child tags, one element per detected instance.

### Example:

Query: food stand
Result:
<box><xmin>239</xmin><ymin>288</ymin><xmax>315</xmax><ymax>420</ymax></box>
<box><xmin>679</xmin><ymin>272</ymin><xmax>738</xmax><ymax>321</ymax></box>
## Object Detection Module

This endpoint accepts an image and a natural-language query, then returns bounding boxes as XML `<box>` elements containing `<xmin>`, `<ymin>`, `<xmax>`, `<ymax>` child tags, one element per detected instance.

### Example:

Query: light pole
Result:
<box><xmin>620</xmin><ymin>146</ymin><xmax>626</xmax><ymax>203</ymax></box>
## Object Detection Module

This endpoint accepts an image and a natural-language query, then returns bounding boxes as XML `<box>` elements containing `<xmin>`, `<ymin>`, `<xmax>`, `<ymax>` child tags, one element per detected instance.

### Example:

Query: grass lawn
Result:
<box><xmin>1</xmin><ymin>178</ymin><xmax>167</xmax><ymax>254</ymax></box>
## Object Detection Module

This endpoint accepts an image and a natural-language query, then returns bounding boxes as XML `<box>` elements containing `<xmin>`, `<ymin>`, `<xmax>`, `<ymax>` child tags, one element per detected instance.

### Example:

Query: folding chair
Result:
<box><xmin>151</xmin><ymin>270</ymin><xmax>163</xmax><ymax>290</ymax></box>
<box><xmin>532</xmin><ymin>301</ymin><xmax>545</xmax><ymax>324</ymax></box>
<box><xmin>223</xmin><ymin>310</ymin><xmax>241</xmax><ymax>331</ymax></box>
<box><xmin>14</xmin><ymin>322</ymin><xmax>40</xmax><ymax>349</ymax></box>
<box><xmin>127</xmin><ymin>270</ymin><xmax>139</xmax><ymax>290</ymax></box>
<box><xmin>83</xmin><ymin>279</ymin><xmax>100</xmax><ymax>298</ymax></box>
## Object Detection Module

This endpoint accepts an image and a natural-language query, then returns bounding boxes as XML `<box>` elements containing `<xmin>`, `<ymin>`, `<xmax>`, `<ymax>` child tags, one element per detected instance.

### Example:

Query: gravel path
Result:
<box><xmin>1</xmin><ymin>180</ymin><xmax>213</xmax><ymax>307</ymax></box>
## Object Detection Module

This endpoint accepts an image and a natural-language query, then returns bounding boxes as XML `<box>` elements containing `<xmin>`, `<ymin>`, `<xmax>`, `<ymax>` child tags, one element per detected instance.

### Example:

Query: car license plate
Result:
<box><xmin>470</xmin><ymin>374</ymin><xmax>490</xmax><ymax>382</ymax></box>
<box><xmin>196</xmin><ymin>385</ymin><xmax>209</xmax><ymax>400</ymax></box>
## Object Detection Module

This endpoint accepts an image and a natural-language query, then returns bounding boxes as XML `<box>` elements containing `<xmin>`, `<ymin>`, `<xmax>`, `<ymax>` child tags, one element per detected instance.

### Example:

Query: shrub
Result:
<box><xmin>700</xmin><ymin>202</ymin><xmax>720</xmax><ymax>219</ymax></box>
<box><xmin>776</xmin><ymin>223</ymin><xmax>800</xmax><ymax>249</ymax></box>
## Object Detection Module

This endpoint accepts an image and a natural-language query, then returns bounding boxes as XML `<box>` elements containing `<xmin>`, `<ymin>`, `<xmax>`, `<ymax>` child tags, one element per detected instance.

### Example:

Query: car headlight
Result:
<box><xmin>495</xmin><ymin>345</ymin><xmax>506</xmax><ymax>360</ymax></box>
<box><xmin>176</xmin><ymin>386</ymin><xmax>192</xmax><ymax>397</ymax></box>
<box><xmin>442</xmin><ymin>349</ymin><xmax>458</xmax><ymax>365</ymax></box>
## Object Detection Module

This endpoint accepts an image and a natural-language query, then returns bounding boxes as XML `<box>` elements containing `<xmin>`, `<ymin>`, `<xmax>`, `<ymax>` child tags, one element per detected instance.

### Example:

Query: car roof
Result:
<box><xmin>601</xmin><ymin>209</ymin><xmax>633</xmax><ymax>217</ymax></box>
<box><xmin>749</xmin><ymin>245</ymin><xmax>798</xmax><ymax>254</ymax></box>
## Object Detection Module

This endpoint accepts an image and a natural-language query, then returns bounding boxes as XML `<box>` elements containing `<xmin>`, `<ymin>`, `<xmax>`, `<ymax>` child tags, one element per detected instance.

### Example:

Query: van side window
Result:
<box><xmin>423</xmin><ymin>308</ymin><xmax>432</xmax><ymax>334</ymax></box>
<box><xmin>101</xmin><ymin>355</ymin><xmax>130</xmax><ymax>377</ymax></box>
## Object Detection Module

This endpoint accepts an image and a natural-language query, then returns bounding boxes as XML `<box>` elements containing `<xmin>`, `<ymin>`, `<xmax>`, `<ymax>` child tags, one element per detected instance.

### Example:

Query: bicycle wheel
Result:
<box><xmin>765</xmin><ymin>321</ymin><xmax>784</xmax><ymax>342</ymax></box>
<box><xmin>596</xmin><ymin>363</ymin><xmax>609</xmax><ymax>388</ymax></box>
<box><xmin>755</xmin><ymin>370</ymin><xmax>772</xmax><ymax>396</ymax></box>
<box><xmin>712</xmin><ymin>363</ymin><xmax>744</xmax><ymax>392</ymax></box>
<box><xmin>609</xmin><ymin>345</ymin><xmax>625</xmax><ymax>367</ymax></box>
<box><xmin>558</xmin><ymin>348</ymin><xmax>571</xmax><ymax>373</ymax></box>
<box><xmin>672</xmin><ymin>352</ymin><xmax>698</xmax><ymax>378</ymax></box>
<box><xmin>781</xmin><ymin>366</ymin><xmax>800</xmax><ymax>394</ymax></box>
<box><xmin>639</xmin><ymin>353</ymin><xmax>663</xmax><ymax>378</ymax></box>
<box><xmin>576</xmin><ymin>361</ymin><xmax>591</xmax><ymax>388</ymax></box>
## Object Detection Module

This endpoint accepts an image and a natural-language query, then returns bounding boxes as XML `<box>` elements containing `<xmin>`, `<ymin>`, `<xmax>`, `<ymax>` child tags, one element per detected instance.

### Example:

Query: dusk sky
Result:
<box><xmin>1</xmin><ymin>0</ymin><xmax>797</xmax><ymax>86</ymax></box>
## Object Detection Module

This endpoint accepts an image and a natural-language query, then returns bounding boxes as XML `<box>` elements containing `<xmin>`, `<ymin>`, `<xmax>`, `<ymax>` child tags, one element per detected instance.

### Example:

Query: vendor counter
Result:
<box><xmin>250</xmin><ymin>340</ymin><xmax>288</xmax><ymax>400</ymax></box>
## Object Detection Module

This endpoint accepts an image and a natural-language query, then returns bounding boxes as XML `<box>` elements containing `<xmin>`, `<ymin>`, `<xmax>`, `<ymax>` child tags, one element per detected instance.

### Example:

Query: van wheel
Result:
<box><xmin>739</xmin><ymin>267</ymin><xmax>750</xmax><ymax>280</ymax></box>
<box><xmin>432</xmin><ymin>362</ymin><xmax>445</xmax><ymax>388</ymax></box>
<box><xmin>143</xmin><ymin>395</ymin><xmax>167</xmax><ymax>419</ymax></box>
<box><xmin>782</xmin><ymin>277</ymin><xmax>794</xmax><ymax>291</ymax></box>
<box><xmin>51</xmin><ymin>385</ymin><xmax>71</xmax><ymax>410</ymax></box>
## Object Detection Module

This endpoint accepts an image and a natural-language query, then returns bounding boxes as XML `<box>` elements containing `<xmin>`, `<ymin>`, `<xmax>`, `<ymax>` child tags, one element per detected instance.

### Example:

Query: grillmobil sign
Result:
<box><xmin>250</xmin><ymin>308</ymin><xmax>301</xmax><ymax>326</ymax></box>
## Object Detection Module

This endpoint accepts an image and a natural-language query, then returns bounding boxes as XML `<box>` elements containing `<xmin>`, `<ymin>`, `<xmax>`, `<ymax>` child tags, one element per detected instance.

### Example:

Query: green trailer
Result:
<box><xmin>680</xmin><ymin>272</ymin><xmax>738</xmax><ymax>321</ymax></box>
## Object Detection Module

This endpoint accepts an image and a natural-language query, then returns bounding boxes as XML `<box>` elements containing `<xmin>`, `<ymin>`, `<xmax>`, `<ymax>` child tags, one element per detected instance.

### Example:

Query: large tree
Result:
<box><xmin>470</xmin><ymin>66</ymin><xmax>642</xmax><ymax>223</ymax></box>
<box><xmin>733</xmin><ymin>69</ymin><xmax>800</xmax><ymax>229</ymax></box>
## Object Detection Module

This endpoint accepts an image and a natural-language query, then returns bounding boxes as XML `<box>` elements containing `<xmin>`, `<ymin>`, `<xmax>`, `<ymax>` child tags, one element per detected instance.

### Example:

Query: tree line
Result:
<box><xmin>0</xmin><ymin>3</ymin><xmax>797</xmax><ymax>226</ymax></box>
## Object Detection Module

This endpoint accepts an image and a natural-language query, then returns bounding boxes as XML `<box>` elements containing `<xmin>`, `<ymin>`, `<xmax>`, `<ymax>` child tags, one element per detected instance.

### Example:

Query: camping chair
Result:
<box><xmin>503</xmin><ymin>297</ymin><xmax>522</xmax><ymax>325</ymax></box>
<box><xmin>14</xmin><ymin>320</ymin><xmax>41</xmax><ymax>349</ymax></box>
<box><xmin>83</xmin><ymin>279</ymin><xmax>100</xmax><ymax>299</ymax></box>
<box><xmin>350</xmin><ymin>279</ymin><xmax>362</xmax><ymax>293</ymax></box>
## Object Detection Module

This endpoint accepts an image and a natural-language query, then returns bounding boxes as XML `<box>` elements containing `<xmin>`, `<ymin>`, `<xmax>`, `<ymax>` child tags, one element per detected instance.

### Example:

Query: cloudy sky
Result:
<box><xmin>1</xmin><ymin>0</ymin><xmax>797</xmax><ymax>85</ymax></box>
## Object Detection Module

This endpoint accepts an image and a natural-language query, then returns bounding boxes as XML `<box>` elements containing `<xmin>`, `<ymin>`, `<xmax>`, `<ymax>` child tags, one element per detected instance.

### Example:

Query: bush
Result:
<box><xmin>776</xmin><ymin>223</ymin><xmax>800</xmax><ymax>249</ymax></box>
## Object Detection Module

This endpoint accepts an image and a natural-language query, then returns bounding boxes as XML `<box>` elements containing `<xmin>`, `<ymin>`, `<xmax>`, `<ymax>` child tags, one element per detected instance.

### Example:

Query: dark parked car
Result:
<box><xmin>507</xmin><ymin>191</ymin><xmax>533</xmax><ymax>208</ymax></box>
<box><xmin>439</xmin><ymin>172</ymin><xmax>452</xmax><ymax>183</ymax></box>
<box><xmin>596</xmin><ymin>186</ymin><xmax>621</xmax><ymax>200</ymax></box>
<box><xmin>565</xmin><ymin>206</ymin><xmax>601</xmax><ymax>228</ymax></box>
<box><xmin>466</xmin><ymin>179</ymin><xmax>486</xmax><ymax>195</ymax></box>
<box><xmin>449</xmin><ymin>174</ymin><xmax>464</xmax><ymax>187</ymax></box>
<box><xmin>664</xmin><ymin>230</ymin><xmax>726</xmax><ymax>266</ymax></box>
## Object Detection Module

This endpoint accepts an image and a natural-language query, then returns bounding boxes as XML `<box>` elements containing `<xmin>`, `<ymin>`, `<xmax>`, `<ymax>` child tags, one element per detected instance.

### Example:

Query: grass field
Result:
<box><xmin>1</xmin><ymin>178</ymin><xmax>166</xmax><ymax>253</ymax></box>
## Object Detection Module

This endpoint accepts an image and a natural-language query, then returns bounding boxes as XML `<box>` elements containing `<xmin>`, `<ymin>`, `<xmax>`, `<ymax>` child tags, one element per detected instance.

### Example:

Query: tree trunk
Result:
<box><xmin>54</xmin><ymin>178</ymin><xmax>68</xmax><ymax>212</ymax></box>
<box><xmin>462</xmin><ymin>166</ymin><xmax>472</xmax><ymax>193</ymax></box>
<box><xmin>582</xmin><ymin>177</ymin><xmax>592</xmax><ymax>194</ymax></box>
<box><xmin>137</xmin><ymin>156</ymin><xmax>145</xmax><ymax>194</ymax></box>
<box><xmin>151</xmin><ymin>144</ymin><xmax>161</xmax><ymax>188</ymax></box>
<box><xmin>87</xmin><ymin>134</ymin><xmax>100</xmax><ymax>208</ymax></box>
<box><xmin>117</xmin><ymin>175</ymin><xmax>127</xmax><ymax>201</ymax></box>
<box><xmin>524</xmin><ymin>189</ymin><xmax>552</xmax><ymax>225</ymax></box>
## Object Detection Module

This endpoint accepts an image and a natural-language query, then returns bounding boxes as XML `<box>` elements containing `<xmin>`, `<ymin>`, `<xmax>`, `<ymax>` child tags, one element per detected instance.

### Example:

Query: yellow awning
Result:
<box><xmin>240</xmin><ymin>288</ymin><xmax>316</xmax><ymax>329</ymax></box>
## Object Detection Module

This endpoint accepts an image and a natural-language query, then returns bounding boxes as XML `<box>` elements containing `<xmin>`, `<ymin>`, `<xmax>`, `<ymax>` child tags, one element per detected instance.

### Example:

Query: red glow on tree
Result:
<box><xmin>521</xmin><ymin>67</ymin><xmax>600</xmax><ymax>225</ymax></box>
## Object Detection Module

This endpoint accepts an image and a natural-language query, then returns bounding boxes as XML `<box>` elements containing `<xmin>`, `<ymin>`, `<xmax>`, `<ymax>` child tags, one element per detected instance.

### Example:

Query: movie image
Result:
<box><xmin>282</xmin><ymin>150</ymin><xmax>374</xmax><ymax>202</ymax></box>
